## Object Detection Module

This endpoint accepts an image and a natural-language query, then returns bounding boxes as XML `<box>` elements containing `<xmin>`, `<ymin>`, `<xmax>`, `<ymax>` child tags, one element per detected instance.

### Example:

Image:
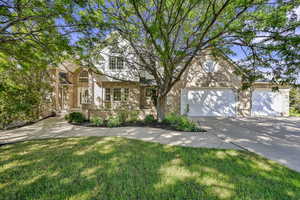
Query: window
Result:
<box><xmin>146</xmin><ymin>87</ymin><xmax>157</xmax><ymax>97</ymax></box>
<box><xmin>145</xmin><ymin>88</ymin><xmax>152</xmax><ymax>97</ymax></box>
<box><xmin>109</xmin><ymin>56</ymin><xmax>124</xmax><ymax>70</ymax></box>
<box><xmin>79</xmin><ymin>70</ymin><xmax>89</xmax><ymax>82</ymax></box>
<box><xmin>145</xmin><ymin>87</ymin><xmax>157</xmax><ymax>106</ymax></box>
<box><xmin>105</xmin><ymin>88</ymin><xmax>111</xmax><ymax>101</ymax></box>
<box><xmin>105</xmin><ymin>102</ymin><xmax>111</xmax><ymax>109</ymax></box>
<box><xmin>204</xmin><ymin>60</ymin><xmax>216</xmax><ymax>73</ymax></box>
<box><xmin>59</xmin><ymin>72</ymin><xmax>69</xmax><ymax>84</ymax></box>
<box><xmin>113</xmin><ymin>88</ymin><xmax>121</xmax><ymax>101</ymax></box>
<box><xmin>110</xmin><ymin>46</ymin><xmax>122</xmax><ymax>54</ymax></box>
<box><xmin>123</xmin><ymin>88</ymin><xmax>129</xmax><ymax>101</ymax></box>
<box><xmin>79</xmin><ymin>88</ymin><xmax>90</xmax><ymax>104</ymax></box>
<box><xmin>106</xmin><ymin>88</ymin><xmax>129</xmax><ymax>102</ymax></box>
<box><xmin>117</xmin><ymin>57</ymin><xmax>124</xmax><ymax>70</ymax></box>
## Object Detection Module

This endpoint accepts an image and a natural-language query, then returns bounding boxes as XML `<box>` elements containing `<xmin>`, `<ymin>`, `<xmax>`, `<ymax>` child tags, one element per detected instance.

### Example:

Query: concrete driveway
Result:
<box><xmin>195</xmin><ymin>117</ymin><xmax>300</xmax><ymax>172</ymax></box>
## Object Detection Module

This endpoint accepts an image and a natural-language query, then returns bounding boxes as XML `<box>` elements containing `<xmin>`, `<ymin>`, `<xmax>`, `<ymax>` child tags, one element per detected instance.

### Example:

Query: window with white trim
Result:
<box><xmin>105</xmin><ymin>88</ymin><xmax>129</xmax><ymax>103</ymax></box>
<box><xmin>105</xmin><ymin>88</ymin><xmax>111</xmax><ymax>101</ymax></box>
<box><xmin>124</xmin><ymin>88</ymin><xmax>129</xmax><ymax>101</ymax></box>
<box><xmin>79</xmin><ymin>70</ymin><xmax>89</xmax><ymax>82</ymax></box>
<box><xmin>113</xmin><ymin>88</ymin><xmax>122</xmax><ymax>101</ymax></box>
<box><xmin>109</xmin><ymin>56</ymin><xmax>124</xmax><ymax>70</ymax></box>
<box><xmin>79</xmin><ymin>88</ymin><xmax>90</xmax><ymax>104</ymax></box>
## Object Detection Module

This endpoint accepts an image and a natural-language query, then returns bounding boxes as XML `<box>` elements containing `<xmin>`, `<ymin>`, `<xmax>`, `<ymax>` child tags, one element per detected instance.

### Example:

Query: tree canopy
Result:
<box><xmin>0</xmin><ymin>0</ymin><xmax>84</xmax><ymax>127</ymax></box>
<box><xmin>73</xmin><ymin>0</ymin><xmax>300</xmax><ymax>120</ymax></box>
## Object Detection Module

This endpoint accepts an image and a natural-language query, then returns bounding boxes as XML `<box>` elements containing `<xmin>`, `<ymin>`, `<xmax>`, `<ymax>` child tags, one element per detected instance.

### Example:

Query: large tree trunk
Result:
<box><xmin>156</xmin><ymin>95</ymin><xmax>167</xmax><ymax>122</ymax></box>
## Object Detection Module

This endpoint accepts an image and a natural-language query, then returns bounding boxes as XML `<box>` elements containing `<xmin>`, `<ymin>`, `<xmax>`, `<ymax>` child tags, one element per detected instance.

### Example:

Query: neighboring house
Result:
<box><xmin>52</xmin><ymin>40</ymin><xmax>290</xmax><ymax>118</ymax></box>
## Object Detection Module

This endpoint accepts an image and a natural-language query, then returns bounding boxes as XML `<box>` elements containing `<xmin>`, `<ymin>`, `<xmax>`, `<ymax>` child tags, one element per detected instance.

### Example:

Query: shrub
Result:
<box><xmin>64</xmin><ymin>114</ymin><xmax>69</xmax><ymax>121</ymax></box>
<box><xmin>162</xmin><ymin>113</ymin><xmax>178</xmax><ymax>125</ymax></box>
<box><xmin>128</xmin><ymin>110</ymin><xmax>139</xmax><ymax>122</ymax></box>
<box><xmin>91</xmin><ymin>116</ymin><xmax>104</xmax><ymax>127</ymax></box>
<box><xmin>144</xmin><ymin>114</ymin><xmax>156</xmax><ymax>124</ymax></box>
<box><xmin>68</xmin><ymin>112</ymin><xmax>85</xmax><ymax>124</ymax></box>
<box><xmin>175</xmin><ymin>117</ymin><xmax>199</xmax><ymax>132</ymax></box>
<box><xmin>117</xmin><ymin>110</ymin><xmax>129</xmax><ymax>123</ymax></box>
<box><xmin>107</xmin><ymin>116</ymin><xmax>121</xmax><ymax>127</ymax></box>
<box><xmin>163</xmin><ymin>113</ymin><xmax>200</xmax><ymax>132</ymax></box>
<box><xmin>290</xmin><ymin>107</ymin><xmax>300</xmax><ymax>117</ymax></box>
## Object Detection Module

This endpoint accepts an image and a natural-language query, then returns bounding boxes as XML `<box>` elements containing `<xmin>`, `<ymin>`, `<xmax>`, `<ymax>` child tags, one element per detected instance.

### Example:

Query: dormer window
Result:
<box><xmin>204</xmin><ymin>60</ymin><xmax>217</xmax><ymax>73</ymax></box>
<box><xmin>110</xmin><ymin>46</ymin><xmax>122</xmax><ymax>54</ymax></box>
<box><xmin>109</xmin><ymin>56</ymin><xmax>124</xmax><ymax>70</ymax></box>
<box><xmin>79</xmin><ymin>70</ymin><xmax>89</xmax><ymax>82</ymax></box>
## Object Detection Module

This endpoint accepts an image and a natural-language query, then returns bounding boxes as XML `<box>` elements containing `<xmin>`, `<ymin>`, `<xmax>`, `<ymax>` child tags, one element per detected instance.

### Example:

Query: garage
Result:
<box><xmin>181</xmin><ymin>88</ymin><xmax>237</xmax><ymax>117</ymax></box>
<box><xmin>251</xmin><ymin>89</ymin><xmax>289</xmax><ymax>116</ymax></box>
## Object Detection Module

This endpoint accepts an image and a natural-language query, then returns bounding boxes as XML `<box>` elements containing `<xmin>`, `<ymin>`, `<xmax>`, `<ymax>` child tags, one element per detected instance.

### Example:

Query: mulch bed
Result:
<box><xmin>70</xmin><ymin>121</ymin><xmax>207</xmax><ymax>132</ymax></box>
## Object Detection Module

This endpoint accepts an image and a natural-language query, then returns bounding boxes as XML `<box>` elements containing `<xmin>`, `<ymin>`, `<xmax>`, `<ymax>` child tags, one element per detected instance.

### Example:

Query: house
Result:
<box><xmin>51</xmin><ymin>40</ymin><xmax>290</xmax><ymax>119</ymax></box>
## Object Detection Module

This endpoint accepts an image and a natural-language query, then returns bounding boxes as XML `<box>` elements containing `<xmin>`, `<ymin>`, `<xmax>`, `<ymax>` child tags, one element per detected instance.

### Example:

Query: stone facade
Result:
<box><xmin>167</xmin><ymin>54</ymin><xmax>247</xmax><ymax>116</ymax></box>
<box><xmin>52</xmin><ymin>54</ymin><xmax>290</xmax><ymax>118</ymax></box>
<box><xmin>52</xmin><ymin>62</ymin><xmax>157</xmax><ymax>119</ymax></box>
<box><xmin>166</xmin><ymin>53</ymin><xmax>289</xmax><ymax>117</ymax></box>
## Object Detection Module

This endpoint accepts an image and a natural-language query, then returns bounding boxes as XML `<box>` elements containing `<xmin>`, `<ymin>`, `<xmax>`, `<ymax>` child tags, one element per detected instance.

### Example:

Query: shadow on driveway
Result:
<box><xmin>194</xmin><ymin>117</ymin><xmax>300</xmax><ymax>172</ymax></box>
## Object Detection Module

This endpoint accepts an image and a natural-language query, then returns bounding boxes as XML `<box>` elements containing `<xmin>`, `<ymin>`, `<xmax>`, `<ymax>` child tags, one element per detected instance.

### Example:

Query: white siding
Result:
<box><xmin>93</xmin><ymin>40</ymin><xmax>140</xmax><ymax>82</ymax></box>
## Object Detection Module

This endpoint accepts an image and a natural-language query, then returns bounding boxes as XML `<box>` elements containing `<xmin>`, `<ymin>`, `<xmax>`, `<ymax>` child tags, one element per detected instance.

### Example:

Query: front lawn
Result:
<box><xmin>0</xmin><ymin>137</ymin><xmax>299</xmax><ymax>200</ymax></box>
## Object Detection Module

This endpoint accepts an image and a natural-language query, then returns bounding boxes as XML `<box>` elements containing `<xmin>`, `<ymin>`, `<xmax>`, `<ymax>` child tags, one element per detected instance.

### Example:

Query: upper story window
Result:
<box><xmin>79</xmin><ymin>70</ymin><xmax>89</xmax><ymax>82</ymax></box>
<box><xmin>204</xmin><ymin>60</ymin><xmax>217</xmax><ymax>73</ymax></box>
<box><xmin>110</xmin><ymin>46</ymin><xmax>122</xmax><ymax>54</ymax></box>
<box><xmin>109</xmin><ymin>56</ymin><xmax>124</xmax><ymax>70</ymax></box>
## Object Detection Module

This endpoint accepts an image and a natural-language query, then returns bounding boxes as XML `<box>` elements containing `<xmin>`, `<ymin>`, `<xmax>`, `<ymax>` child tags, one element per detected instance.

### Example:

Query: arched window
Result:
<box><xmin>204</xmin><ymin>60</ymin><xmax>217</xmax><ymax>73</ymax></box>
<box><xmin>79</xmin><ymin>70</ymin><xmax>88</xmax><ymax>82</ymax></box>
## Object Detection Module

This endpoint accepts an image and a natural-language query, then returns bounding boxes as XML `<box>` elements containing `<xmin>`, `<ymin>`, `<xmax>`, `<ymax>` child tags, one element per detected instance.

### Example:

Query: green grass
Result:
<box><xmin>0</xmin><ymin>137</ymin><xmax>300</xmax><ymax>200</ymax></box>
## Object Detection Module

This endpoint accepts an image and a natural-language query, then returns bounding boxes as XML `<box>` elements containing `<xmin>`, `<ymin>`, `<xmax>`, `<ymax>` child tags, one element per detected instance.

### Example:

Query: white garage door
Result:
<box><xmin>181</xmin><ymin>89</ymin><xmax>237</xmax><ymax>117</ymax></box>
<box><xmin>251</xmin><ymin>89</ymin><xmax>284</xmax><ymax>116</ymax></box>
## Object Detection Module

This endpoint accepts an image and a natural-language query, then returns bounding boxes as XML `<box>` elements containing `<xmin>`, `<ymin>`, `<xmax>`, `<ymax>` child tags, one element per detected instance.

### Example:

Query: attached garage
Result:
<box><xmin>181</xmin><ymin>88</ymin><xmax>237</xmax><ymax>117</ymax></box>
<box><xmin>251</xmin><ymin>89</ymin><xmax>290</xmax><ymax>117</ymax></box>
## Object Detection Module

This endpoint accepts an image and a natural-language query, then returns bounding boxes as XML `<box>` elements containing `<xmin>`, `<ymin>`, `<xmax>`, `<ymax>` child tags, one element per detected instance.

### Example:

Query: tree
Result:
<box><xmin>290</xmin><ymin>87</ymin><xmax>300</xmax><ymax>113</ymax></box>
<box><xmin>74</xmin><ymin>0</ymin><xmax>300</xmax><ymax>121</ymax></box>
<box><xmin>0</xmin><ymin>25</ymin><xmax>72</xmax><ymax>128</ymax></box>
<box><xmin>0</xmin><ymin>0</ymin><xmax>86</xmax><ymax>43</ymax></box>
<box><xmin>0</xmin><ymin>0</ymin><xmax>85</xmax><ymax>128</ymax></box>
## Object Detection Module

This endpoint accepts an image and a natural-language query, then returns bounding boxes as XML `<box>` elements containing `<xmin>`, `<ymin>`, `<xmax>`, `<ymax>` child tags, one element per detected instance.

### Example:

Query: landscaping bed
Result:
<box><xmin>65</xmin><ymin>112</ymin><xmax>206</xmax><ymax>132</ymax></box>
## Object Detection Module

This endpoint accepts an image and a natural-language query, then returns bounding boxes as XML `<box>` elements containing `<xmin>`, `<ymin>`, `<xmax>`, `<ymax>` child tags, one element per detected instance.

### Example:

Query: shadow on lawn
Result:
<box><xmin>0</xmin><ymin>137</ymin><xmax>299</xmax><ymax>200</ymax></box>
